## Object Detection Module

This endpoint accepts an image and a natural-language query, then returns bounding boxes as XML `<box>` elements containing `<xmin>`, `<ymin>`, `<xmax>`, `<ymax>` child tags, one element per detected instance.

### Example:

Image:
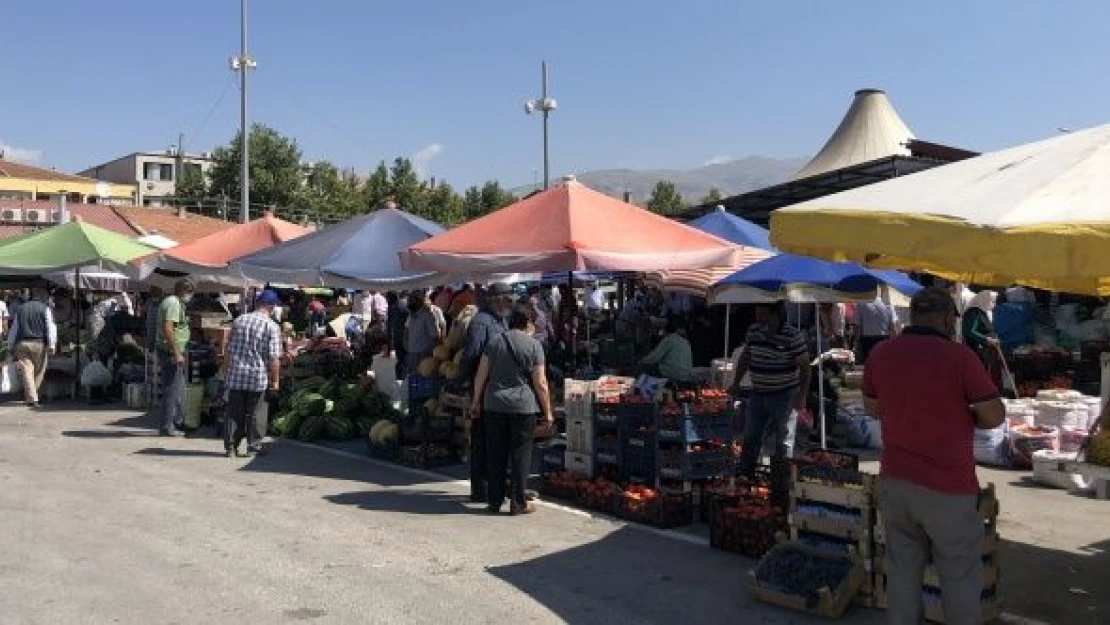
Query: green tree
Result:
<box><xmin>460</xmin><ymin>181</ymin><xmax>515</xmax><ymax>221</ymax></box>
<box><xmin>647</xmin><ymin>180</ymin><xmax>685</xmax><ymax>215</ymax></box>
<box><xmin>388</xmin><ymin>157</ymin><xmax>426</xmax><ymax>216</ymax></box>
<box><xmin>426</xmin><ymin>181</ymin><xmax>465</xmax><ymax>225</ymax></box>
<box><xmin>175</xmin><ymin>163</ymin><xmax>207</xmax><ymax>209</ymax></box>
<box><xmin>299</xmin><ymin>161</ymin><xmax>362</xmax><ymax>219</ymax></box>
<box><xmin>363</xmin><ymin>161</ymin><xmax>392</xmax><ymax>211</ymax></box>
<box><xmin>700</xmin><ymin>187</ymin><xmax>724</xmax><ymax>205</ymax></box>
<box><xmin>209</xmin><ymin>124</ymin><xmax>304</xmax><ymax>213</ymax></box>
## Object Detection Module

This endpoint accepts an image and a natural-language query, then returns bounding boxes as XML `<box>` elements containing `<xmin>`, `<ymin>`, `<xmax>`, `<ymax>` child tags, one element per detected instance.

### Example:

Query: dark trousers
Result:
<box><xmin>469</xmin><ymin>418</ymin><xmax>487</xmax><ymax>497</ymax></box>
<box><xmin>738</xmin><ymin>387</ymin><xmax>797</xmax><ymax>479</ymax></box>
<box><xmin>158</xmin><ymin>349</ymin><xmax>186</xmax><ymax>434</ymax></box>
<box><xmin>484</xmin><ymin>412</ymin><xmax>537</xmax><ymax>509</ymax></box>
<box><xmin>225</xmin><ymin>389</ymin><xmax>268</xmax><ymax>452</ymax></box>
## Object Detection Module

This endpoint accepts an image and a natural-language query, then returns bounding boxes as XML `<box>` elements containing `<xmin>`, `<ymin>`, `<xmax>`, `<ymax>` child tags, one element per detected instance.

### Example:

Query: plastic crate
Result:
<box><xmin>616</xmin><ymin>490</ymin><xmax>693</xmax><ymax>529</ymax></box>
<box><xmin>656</xmin><ymin>411</ymin><xmax>733</xmax><ymax>443</ymax></box>
<box><xmin>593</xmin><ymin>401</ymin><xmax>621</xmax><ymax>426</ymax></box>
<box><xmin>616</xmin><ymin>400</ymin><xmax>657</xmax><ymax>429</ymax></box>
<box><xmin>619</xmin><ymin>433</ymin><xmax>656</xmax><ymax>480</ymax></box>
<box><xmin>407</xmin><ymin>375</ymin><xmax>439</xmax><ymax>401</ymax></box>
<box><xmin>658</xmin><ymin>448</ymin><xmax>732</xmax><ymax>480</ymax></box>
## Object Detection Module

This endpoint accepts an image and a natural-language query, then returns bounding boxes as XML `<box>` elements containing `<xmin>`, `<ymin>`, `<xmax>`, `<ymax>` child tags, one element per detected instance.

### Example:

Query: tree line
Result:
<box><xmin>176</xmin><ymin>124</ymin><xmax>517</xmax><ymax>226</ymax></box>
<box><xmin>176</xmin><ymin>124</ymin><xmax>725</xmax><ymax>224</ymax></box>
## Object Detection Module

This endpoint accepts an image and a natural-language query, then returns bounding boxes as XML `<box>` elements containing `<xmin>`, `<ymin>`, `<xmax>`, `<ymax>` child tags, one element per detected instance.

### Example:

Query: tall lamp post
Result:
<box><xmin>524</xmin><ymin>61</ymin><xmax>557</xmax><ymax>189</ymax></box>
<box><xmin>229</xmin><ymin>0</ymin><xmax>257</xmax><ymax>222</ymax></box>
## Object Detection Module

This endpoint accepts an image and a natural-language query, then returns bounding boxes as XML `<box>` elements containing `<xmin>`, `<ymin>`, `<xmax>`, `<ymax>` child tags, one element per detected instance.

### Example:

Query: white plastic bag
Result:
<box><xmin>80</xmin><ymin>360</ymin><xmax>112</xmax><ymax>388</ymax></box>
<box><xmin>974</xmin><ymin>420</ymin><xmax>1010</xmax><ymax>466</ymax></box>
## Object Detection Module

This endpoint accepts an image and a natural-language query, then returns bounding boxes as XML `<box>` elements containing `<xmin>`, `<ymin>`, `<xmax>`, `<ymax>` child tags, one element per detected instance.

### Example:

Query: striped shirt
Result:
<box><xmin>225</xmin><ymin>312</ymin><xmax>282</xmax><ymax>392</ymax></box>
<box><xmin>744</xmin><ymin>323</ymin><xmax>808</xmax><ymax>393</ymax></box>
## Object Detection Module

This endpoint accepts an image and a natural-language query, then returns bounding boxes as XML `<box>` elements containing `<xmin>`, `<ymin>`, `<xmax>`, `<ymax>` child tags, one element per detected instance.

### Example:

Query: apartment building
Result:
<box><xmin>79</xmin><ymin>150</ymin><xmax>214</xmax><ymax>207</ymax></box>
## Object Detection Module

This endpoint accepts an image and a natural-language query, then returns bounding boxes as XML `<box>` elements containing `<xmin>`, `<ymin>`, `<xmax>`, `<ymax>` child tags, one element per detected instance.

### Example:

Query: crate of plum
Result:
<box><xmin>709</xmin><ymin>492</ymin><xmax>787</xmax><ymax>558</ymax></box>
<box><xmin>749</xmin><ymin>543</ymin><xmax>865</xmax><ymax>618</ymax></box>
<box><xmin>616</xmin><ymin>485</ymin><xmax>693</xmax><ymax>529</ymax></box>
<box><xmin>658</xmin><ymin>443</ymin><xmax>732</xmax><ymax>481</ymax></box>
<box><xmin>794</xmin><ymin>448</ymin><xmax>860</xmax><ymax>470</ymax></box>
<box><xmin>539</xmin><ymin>469</ymin><xmax>584</xmax><ymax>501</ymax></box>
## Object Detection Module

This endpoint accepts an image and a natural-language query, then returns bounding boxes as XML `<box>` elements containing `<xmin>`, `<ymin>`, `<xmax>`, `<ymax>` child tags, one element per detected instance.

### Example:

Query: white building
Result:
<box><xmin>79</xmin><ymin>151</ymin><xmax>214</xmax><ymax>207</ymax></box>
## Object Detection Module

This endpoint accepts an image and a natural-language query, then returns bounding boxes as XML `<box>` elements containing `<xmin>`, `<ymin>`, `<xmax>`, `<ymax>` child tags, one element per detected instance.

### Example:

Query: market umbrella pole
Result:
<box><xmin>723</xmin><ymin>304</ymin><xmax>731</xmax><ymax>358</ymax></box>
<box><xmin>815</xmin><ymin>303</ymin><xmax>826</xmax><ymax>450</ymax></box>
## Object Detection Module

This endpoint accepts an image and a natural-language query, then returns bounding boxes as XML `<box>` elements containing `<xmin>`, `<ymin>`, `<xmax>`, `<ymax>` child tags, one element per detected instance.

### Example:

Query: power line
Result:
<box><xmin>185</xmin><ymin>75</ymin><xmax>236</xmax><ymax>149</ymax></box>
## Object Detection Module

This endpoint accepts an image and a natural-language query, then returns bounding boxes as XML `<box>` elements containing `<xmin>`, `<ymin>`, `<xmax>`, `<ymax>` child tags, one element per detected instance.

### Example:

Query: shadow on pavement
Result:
<box><xmin>134</xmin><ymin>447</ymin><xmax>228</xmax><ymax>458</ymax></box>
<box><xmin>324</xmin><ymin>489</ymin><xmax>488</xmax><ymax>516</ymax></box>
<box><xmin>997</xmin><ymin>536</ymin><xmax>1108</xmax><ymax>624</ymax></box>
<box><xmin>238</xmin><ymin>442</ymin><xmax>454</xmax><ymax>488</ymax></box>
<box><xmin>62</xmin><ymin>430</ymin><xmax>155</xmax><ymax>439</ymax></box>
<box><xmin>485</xmin><ymin>525</ymin><xmax>771</xmax><ymax>625</ymax></box>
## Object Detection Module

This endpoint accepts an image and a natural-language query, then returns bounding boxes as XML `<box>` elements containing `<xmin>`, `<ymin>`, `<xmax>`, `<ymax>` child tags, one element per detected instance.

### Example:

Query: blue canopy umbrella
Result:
<box><xmin>709</xmin><ymin>253</ymin><xmax>921</xmax><ymax>448</ymax></box>
<box><xmin>231</xmin><ymin>208</ymin><xmax>448</xmax><ymax>289</ymax></box>
<box><xmin>689</xmin><ymin>206</ymin><xmax>775</xmax><ymax>252</ymax></box>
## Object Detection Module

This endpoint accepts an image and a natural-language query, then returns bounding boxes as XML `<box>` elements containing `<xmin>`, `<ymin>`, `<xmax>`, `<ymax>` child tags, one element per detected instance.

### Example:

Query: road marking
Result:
<box><xmin>279</xmin><ymin>439</ymin><xmax>711</xmax><ymax>547</ymax></box>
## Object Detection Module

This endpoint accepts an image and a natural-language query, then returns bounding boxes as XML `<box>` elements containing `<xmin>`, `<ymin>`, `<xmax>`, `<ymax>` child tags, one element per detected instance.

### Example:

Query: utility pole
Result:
<box><xmin>175</xmin><ymin>131</ymin><xmax>184</xmax><ymax>212</ymax></box>
<box><xmin>230</xmin><ymin>0</ymin><xmax>256</xmax><ymax>223</ymax></box>
<box><xmin>524</xmin><ymin>61</ymin><xmax>557</xmax><ymax>189</ymax></box>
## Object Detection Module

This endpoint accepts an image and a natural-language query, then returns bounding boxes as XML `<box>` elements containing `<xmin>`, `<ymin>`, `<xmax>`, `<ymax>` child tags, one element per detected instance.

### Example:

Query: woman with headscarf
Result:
<box><xmin>962</xmin><ymin>290</ymin><xmax>1003</xmax><ymax>388</ymax></box>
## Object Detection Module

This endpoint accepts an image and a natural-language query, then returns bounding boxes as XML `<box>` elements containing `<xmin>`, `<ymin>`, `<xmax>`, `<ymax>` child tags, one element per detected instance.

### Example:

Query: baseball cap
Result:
<box><xmin>256</xmin><ymin>290</ymin><xmax>281</xmax><ymax>306</ymax></box>
<box><xmin>910</xmin><ymin>287</ymin><xmax>959</xmax><ymax>316</ymax></box>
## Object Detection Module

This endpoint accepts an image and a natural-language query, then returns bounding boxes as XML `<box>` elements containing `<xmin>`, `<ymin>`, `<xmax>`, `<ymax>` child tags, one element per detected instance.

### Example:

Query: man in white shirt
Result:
<box><xmin>854</xmin><ymin>293</ymin><xmax>898</xmax><ymax>363</ymax></box>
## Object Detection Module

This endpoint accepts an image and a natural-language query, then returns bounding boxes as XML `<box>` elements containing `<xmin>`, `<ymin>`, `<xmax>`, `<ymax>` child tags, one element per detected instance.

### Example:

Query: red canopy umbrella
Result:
<box><xmin>400</xmin><ymin>177</ymin><xmax>740</xmax><ymax>272</ymax></box>
<box><xmin>154</xmin><ymin>212</ymin><xmax>312</xmax><ymax>275</ymax></box>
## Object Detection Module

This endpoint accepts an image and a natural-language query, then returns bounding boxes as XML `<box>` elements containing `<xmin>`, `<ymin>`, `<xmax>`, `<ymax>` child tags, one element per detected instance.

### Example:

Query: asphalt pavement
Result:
<box><xmin>0</xmin><ymin>403</ymin><xmax>889</xmax><ymax>625</ymax></box>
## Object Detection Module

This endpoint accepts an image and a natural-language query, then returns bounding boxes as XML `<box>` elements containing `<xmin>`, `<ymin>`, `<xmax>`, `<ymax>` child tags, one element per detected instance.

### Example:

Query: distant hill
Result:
<box><xmin>514</xmin><ymin>156</ymin><xmax>807</xmax><ymax>204</ymax></box>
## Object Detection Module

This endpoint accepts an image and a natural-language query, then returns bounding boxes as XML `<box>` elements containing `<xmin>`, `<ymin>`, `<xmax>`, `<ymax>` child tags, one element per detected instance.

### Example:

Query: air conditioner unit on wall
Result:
<box><xmin>0</xmin><ymin>208</ymin><xmax>23</xmax><ymax>223</ymax></box>
<box><xmin>24</xmin><ymin>209</ymin><xmax>48</xmax><ymax>224</ymax></box>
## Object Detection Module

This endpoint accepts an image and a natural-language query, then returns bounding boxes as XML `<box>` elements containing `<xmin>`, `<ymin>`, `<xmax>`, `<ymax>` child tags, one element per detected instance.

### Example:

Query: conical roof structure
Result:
<box><xmin>791</xmin><ymin>89</ymin><xmax>915</xmax><ymax>181</ymax></box>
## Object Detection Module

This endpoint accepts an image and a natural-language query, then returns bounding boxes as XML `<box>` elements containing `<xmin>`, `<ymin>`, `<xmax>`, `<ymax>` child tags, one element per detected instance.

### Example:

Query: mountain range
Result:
<box><xmin>514</xmin><ymin>156</ymin><xmax>808</xmax><ymax>204</ymax></box>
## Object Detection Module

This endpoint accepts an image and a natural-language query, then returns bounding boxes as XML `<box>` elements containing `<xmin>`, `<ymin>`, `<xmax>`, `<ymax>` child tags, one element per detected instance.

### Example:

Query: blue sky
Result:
<box><xmin>3</xmin><ymin>1</ymin><xmax>1110</xmax><ymax>188</ymax></box>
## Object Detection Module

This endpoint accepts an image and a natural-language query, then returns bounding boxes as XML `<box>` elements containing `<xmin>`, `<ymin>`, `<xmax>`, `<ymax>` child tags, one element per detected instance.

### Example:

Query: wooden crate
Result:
<box><xmin>790</xmin><ymin>501</ymin><xmax>873</xmax><ymax>542</ymax></box>
<box><xmin>748</xmin><ymin>545</ymin><xmax>866</xmax><ymax>619</ymax></box>
<box><xmin>792</xmin><ymin>479</ymin><xmax>874</xmax><ymax>509</ymax></box>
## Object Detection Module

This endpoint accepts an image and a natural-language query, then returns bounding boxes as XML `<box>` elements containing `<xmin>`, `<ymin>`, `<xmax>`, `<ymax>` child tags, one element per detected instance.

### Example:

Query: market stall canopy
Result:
<box><xmin>136</xmin><ymin>233</ymin><xmax>178</xmax><ymax>250</ymax></box>
<box><xmin>400</xmin><ymin>177</ymin><xmax>741</xmax><ymax>273</ymax></box>
<box><xmin>155</xmin><ymin>212</ymin><xmax>311</xmax><ymax>276</ymax></box>
<box><xmin>232</xmin><ymin>208</ymin><xmax>449</xmax><ymax>289</ymax></box>
<box><xmin>688</xmin><ymin>205</ymin><xmax>775</xmax><ymax>251</ymax></box>
<box><xmin>644</xmin><ymin>207</ymin><xmax>774</xmax><ymax>295</ymax></box>
<box><xmin>45</xmin><ymin>266</ymin><xmax>133</xmax><ymax>292</ymax></box>
<box><xmin>770</xmin><ymin>123</ymin><xmax>1110</xmax><ymax>295</ymax></box>
<box><xmin>0</xmin><ymin>219</ymin><xmax>155</xmax><ymax>275</ymax></box>
<box><xmin>709</xmin><ymin>254</ymin><xmax>921</xmax><ymax>304</ymax></box>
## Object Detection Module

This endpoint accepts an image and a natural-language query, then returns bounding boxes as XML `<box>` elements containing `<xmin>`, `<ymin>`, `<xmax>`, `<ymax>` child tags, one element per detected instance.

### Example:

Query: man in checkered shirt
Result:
<box><xmin>223</xmin><ymin>290</ymin><xmax>283</xmax><ymax>458</ymax></box>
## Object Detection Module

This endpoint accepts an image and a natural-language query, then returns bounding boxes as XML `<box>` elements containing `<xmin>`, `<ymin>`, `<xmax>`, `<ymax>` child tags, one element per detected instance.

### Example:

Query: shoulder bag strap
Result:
<box><xmin>502</xmin><ymin>332</ymin><xmax>539</xmax><ymax>403</ymax></box>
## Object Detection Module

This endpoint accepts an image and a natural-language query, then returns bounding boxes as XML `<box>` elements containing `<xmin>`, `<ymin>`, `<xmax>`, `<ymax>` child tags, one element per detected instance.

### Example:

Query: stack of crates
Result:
<box><xmin>872</xmin><ymin>485</ymin><xmax>1002</xmax><ymax>622</ymax></box>
<box><xmin>656</xmin><ymin>406</ymin><xmax>733</xmax><ymax>486</ymax></box>
<box><xmin>787</xmin><ymin>457</ymin><xmax>878</xmax><ymax>606</ymax></box>
<box><xmin>617</xmin><ymin>400</ymin><xmax>657</xmax><ymax>484</ymax></box>
<box><xmin>563</xmin><ymin>376</ymin><xmax>635</xmax><ymax>478</ymax></box>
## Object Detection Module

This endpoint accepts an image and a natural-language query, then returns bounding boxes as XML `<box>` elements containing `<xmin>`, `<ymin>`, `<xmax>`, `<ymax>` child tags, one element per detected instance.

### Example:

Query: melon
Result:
<box><xmin>417</xmin><ymin>357</ymin><xmax>438</xmax><ymax>378</ymax></box>
<box><xmin>443</xmin><ymin>362</ymin><xmax>461</xmax><ymax>380</ymax></box>
<box><xmin>432</xmin><ymin>345</ymin><xmax>452</xmax><ymax>362</ymax></box>
<box><xmin>438</xmin><ymin>360</ymin><xmax>452</xmax><ymax>378</ymax></box>
<box><xmin>453</xmin><ymin>349</ymin><xmax>464</xmax><ymax>365</ymax></box>
<box><xmin>379</xmin><ymin>422</ymin><xmax>399</xmax><ymax>444</ymax></box>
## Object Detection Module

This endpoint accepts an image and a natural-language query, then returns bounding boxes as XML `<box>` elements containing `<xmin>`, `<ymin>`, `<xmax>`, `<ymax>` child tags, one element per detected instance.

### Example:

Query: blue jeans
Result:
<box><xmin>738</xmin><ymin>387</ymin><xmax>797</xmax><ymax>478</ymax></box>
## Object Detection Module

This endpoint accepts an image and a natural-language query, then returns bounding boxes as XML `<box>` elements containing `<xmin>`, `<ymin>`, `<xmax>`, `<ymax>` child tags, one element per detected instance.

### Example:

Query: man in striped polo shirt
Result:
<box><xmin>731</xmin><ymin>302</ymin><xmax>810</xmax><ymax>479</ymax></box>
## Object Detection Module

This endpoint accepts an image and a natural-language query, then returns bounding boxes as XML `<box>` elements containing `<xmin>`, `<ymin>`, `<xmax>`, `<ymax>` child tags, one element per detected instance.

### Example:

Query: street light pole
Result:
<box><xmin>230</xmin><ymin>0</ymin><xmax>256</xmax><ymax>223</ymax></box>
<box><xmin>524</xmin><ymin>61</ymin><xmax>557</xmax><ymax>190</ymax></box>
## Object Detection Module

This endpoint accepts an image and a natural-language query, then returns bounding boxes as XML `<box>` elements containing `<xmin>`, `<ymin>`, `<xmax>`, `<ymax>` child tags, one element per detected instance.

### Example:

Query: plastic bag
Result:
<box><xmin>974</xmin><ymin>421</ymin><xmax>1010</xmax><ymax>466</ymax></box>
<box><xmin>80</xmin><ymin>360</ymin><xmax>112</xmax><ymax>388</ymax></box>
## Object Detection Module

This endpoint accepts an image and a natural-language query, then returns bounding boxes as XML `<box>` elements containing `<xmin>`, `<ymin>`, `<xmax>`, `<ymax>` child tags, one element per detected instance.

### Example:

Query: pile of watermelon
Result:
<box><xmin>271</xmin><ymin>376</ymin><xmax>401</xmax><ymax>443</ymax></box>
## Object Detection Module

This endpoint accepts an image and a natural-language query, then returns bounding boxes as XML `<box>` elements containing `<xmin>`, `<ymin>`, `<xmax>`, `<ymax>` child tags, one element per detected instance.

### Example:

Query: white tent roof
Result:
<box><xmin>791</xmin><ymin>89</ymin><xmax>915</xmax><ymax>181</ymax></box>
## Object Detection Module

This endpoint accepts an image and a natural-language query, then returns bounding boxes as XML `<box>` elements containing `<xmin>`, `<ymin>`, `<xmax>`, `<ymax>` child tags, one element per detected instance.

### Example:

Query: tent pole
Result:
<box><xmin>816</xmin><ymin>303</ymin><xmax>826</xmax><ymax>450</ymax></box>
<box><xmin>75</xmin><ymin>267</ymin><xmax>82</xmax><ymax>385</ymax></box>
<box><xmin>723</xmin><ymin>303</ymin><xmax>731</xmax><ymax>359</ymax></box>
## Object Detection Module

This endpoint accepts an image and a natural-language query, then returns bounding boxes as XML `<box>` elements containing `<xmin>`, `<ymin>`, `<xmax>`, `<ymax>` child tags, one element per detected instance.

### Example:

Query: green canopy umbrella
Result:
<box><xmin>0</xmin><ymin>219</ymin><xmax>155</xmax><ymax>275</ymax></box>
<box><xmin>0</xmin><ymin>220</ymin><xmax>156</xmax><ymax>384</ymax></box>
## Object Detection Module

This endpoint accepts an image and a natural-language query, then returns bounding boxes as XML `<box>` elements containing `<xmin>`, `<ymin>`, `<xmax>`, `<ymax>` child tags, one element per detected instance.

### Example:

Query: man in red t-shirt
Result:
<box><xmin>863</xmin><ymin>287</ymin><xmax>1005</xmax><ymax>625</ymax></box>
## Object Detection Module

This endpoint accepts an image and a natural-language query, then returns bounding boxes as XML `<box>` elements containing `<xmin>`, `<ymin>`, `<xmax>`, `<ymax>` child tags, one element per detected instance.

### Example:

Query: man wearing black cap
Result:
<box><xmin>460</xmin><ymin>283</ymin><xmax>514</xmax><ymax>502</ymax></box>
<box><xmin>223</xmin><ymin>289</ymin><xmax>283</xmax><ymax>458</ymax></box>
<box><xmin>863</xmin><ymin>287</ymin><xmax>1005</xmax><ymax>625</ymax></box>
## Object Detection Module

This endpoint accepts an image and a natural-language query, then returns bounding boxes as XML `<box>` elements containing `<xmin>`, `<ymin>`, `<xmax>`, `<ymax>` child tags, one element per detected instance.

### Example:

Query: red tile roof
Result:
<box><xmin>0</xmin><ymin>159</ymin><xmax>100</xmax><ymax>184</ymax></box>
<box><xmin>112</xmin><ymin>206</ymin><xmax>233</xmax><ymax>245</ymax></box>
<box><xmin>0</xmin><ymin>200</ymin><xmax>138</xmax><ymax>239</ymax></box>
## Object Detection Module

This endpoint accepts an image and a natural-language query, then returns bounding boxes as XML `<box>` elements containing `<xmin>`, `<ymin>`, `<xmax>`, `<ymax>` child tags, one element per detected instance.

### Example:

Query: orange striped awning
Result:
<box><xmin>643</xmin><ymin>246</ymin><xmax>773</xmax><ymax>296</ymax></box>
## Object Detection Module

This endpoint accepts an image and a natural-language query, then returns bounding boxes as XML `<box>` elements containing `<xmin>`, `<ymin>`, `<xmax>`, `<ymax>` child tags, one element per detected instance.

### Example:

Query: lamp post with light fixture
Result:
<box><xmin>229</xmin><ymin>0</ymin><xmax>257</xmax><ymax>223</ymax></box>
<box><xmin>524</xmin><ymin>61</ymin><xmax>557</xmax><ymax>190</ymax></box>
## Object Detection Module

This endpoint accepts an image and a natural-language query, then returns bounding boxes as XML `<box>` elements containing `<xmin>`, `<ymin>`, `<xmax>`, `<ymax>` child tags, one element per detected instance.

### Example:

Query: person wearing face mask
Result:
<box><xmin>403</xmin><ymin>291</ymin><xmax>442</xmax><ymax>374</ymax></box>
<box><xmin>962</xmin><ymin>290</ymin><xmax>1003</xmax><ymax>389</ymax></box>
<box><xmin>863</xmin><ymin>287</ymin><xmax>1005</xmax><ymax>625</ymax></box>
<box><xmin>156</xmin><ymin>278</ymin><xmax>195</xmax><ymax>437</ymax></box>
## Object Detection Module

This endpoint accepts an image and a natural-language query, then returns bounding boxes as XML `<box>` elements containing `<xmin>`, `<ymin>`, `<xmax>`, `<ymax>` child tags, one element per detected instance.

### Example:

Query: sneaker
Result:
<box><xmin>241</xmin><ymin>447</ymin><xmax>267</xmax><ymax>458</ymax></box>
<box><xmin>509</xmin><ymin>503</ymin><xmax>537</xmax><ymax>516</ymax></box>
